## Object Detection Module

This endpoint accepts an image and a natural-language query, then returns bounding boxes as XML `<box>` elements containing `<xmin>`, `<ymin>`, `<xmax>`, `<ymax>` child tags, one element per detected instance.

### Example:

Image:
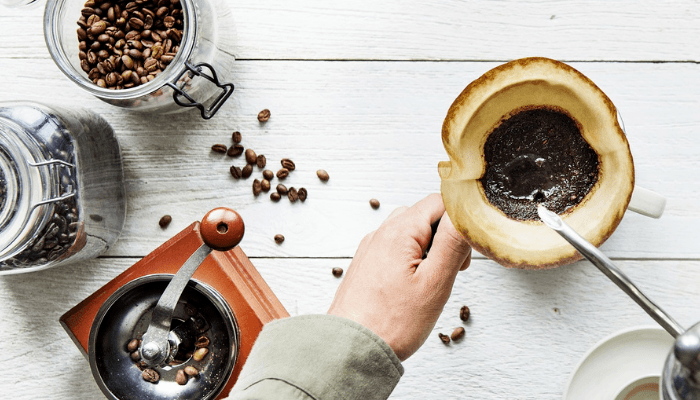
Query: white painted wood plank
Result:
<box><xmin>0</xmin><ymin>257</ymin><xmax>698</xmax><ymax>399</ymax></box>
<box><xmin>1</xmin><ymin>59</ymin><xmax>698</xmax><ymax>259</ymax></box>
<box><xmin>2</xmin><ymin>0</ymin><xmax>699</xmax><ymax>61</ymax></box>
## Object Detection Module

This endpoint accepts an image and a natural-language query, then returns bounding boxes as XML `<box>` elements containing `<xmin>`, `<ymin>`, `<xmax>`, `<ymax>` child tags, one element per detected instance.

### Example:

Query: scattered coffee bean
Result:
<box><xmin>256</xmin><ymin>154</ymin><xmax>266</xmax><ymax>169</ymax></box>
<box><xmin>142</xmin><ymin>368</ymin><xmax>160</xmax><ymax>383</ymax></box>
<box><xmin>159</xmin><ymin>215</ymin><xmax>172</xmax><ymax>228</ymax></box>
<box><xmin>369</xmin><ymin>198</ymin><xmax>380</xmax><ymax>209</ymax></box>
<box><xmin>227</xmin><ymin>144</ymin><xmax>244</xmax><ymax>157</ymax></box>
<box><xmin>438</xmin><ymin>333</ymin><xmax>451</xmax><ymax>344</ymax></box>
<box><xmin>280</xmin><ymin>158</ymin><xmax>295</xmax><ymax>171</ymax></box>
<box><xmin>231</xmin><ymin>131</ymin><xmax>242</xmax><ymax>143</ymax></box>
<box><xmin>253</xmin><ymin>179</ymin><xmax>262</xmax><ymax>196</ymax></box>
<box><xmin>270</xmin><ymin>192</ymin><xmax>281</xmax><ymax>202</ymax></box>
<box><xmin>276</xmin><ymin>168</ymin><xmax>289</xmax><ymax>180</ymax></box>
<box><xmin>175</xmin><ymin>369</ymin><xmax>187</xmax><ymax>385</ymax></box>
<box><xmin>184</xmin><ymin>366</ymin><xmax>199</xmax><ymax>377</ymax></box>
<box><xmin>451</xmin><ymin>327</ymin><xmax>465</xmax><ymax>341</ymax></box>
<box><xmin>459</xmin><ymin>305</ymin><xmax>470</xmax><ymax>322</ymax></box>
<box><xmin>288</xmin><ymin>187</ymin><xmax>299</xmax><ymax>203</ymax></box>
<box><xmin>192</xmin><ymin>347</ymin><xmax>209</xmax><ymax>361</ymax></box>
<box><xmin>257</xmin><ymin>109</ymin><xmax>271</xmax><ymax>122</ymax></box>
<box><xmin>195</xmin><ymin>335</ymin><xmax>210</xmax><ymax>348</ymax></box>
<box><xmin>276</xmin><ymin>184</ymin><xmax>288</xmax><ymax>195</ymax></box>
<box><xmin>230</xmin><ymin>166</ymin><xmax>242</xmax><ymax>179</ymax></box>
<box><xmin>274</xmin><ymin>234</ymin><xmax>284</xmax><ymax>244</ymax></box>
<box><xmin>332</xmin><ymin>267</ymin><xmax>343</xmax><ymax>277</ymax></box>
<box><xmin>130</xmin><ymin>350</ymin><xmax>141</xmax><ymax>361</ymax></box>
<box><xmin>126</xmin><ymin>339</ymin><xmax>140</xmax><ymax>353</ymax></box>
<box><xmin>262</xmin><ymin>169</ymin><xmax>274</xmax><ymax>180</ymax></box>
<box><xmin>317</xmin><ymin>169</ymin><xmax>329</xmax><ymax>182</ymax></box>
<box><xmin>245</xmin><ymin>149</ymin><xmax>257</xmax><ymax>165</ymax></box>
<box><xmin>261</xmin><ymin>179</ymin><xmax>271</xmax><ymax>192</ymax></box>
<box><xmin>298</xmin><ymin>187</ymin><xmax>307</xmax><ymax>202</ymax></box>
<box><xmin>242</xmin><ymin>164</ymin><xmax>253</xmax><ymax>178</ymax></box>
<box><xmin>211</xmin><ymin>144</ymin><xmax>227</xmax><ymax>154</ymax></box>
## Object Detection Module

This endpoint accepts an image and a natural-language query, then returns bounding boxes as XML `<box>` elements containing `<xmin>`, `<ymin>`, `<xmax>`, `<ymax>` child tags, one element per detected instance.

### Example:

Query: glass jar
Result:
<box><xmin>44</xmin><ymin>0</ymin><xmax>236</xmax><ymax>119</ymax></box>
<box><xmin>0</xmin><ymin>102</ymin><xmax>126</xmax><ymax>274</ymax></box>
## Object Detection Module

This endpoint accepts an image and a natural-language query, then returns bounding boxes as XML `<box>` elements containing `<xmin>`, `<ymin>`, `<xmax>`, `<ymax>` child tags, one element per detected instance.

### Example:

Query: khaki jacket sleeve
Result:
<box><xmin>225</xmin><ymin>314</ymin><xmax>404</xmax><ymax>400</ymax></box>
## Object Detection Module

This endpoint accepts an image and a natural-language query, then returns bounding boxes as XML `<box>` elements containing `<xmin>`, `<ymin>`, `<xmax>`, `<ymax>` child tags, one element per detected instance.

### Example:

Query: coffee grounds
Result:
<box><xmin>480</xmin><ymin>107</ymin><xmax>599</xmax><ymax>220</ymax></box>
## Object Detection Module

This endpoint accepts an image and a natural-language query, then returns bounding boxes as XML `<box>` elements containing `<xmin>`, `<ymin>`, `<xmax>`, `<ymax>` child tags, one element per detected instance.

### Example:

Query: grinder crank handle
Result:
<box><xmin>140</xmin><ymin>208</ymin><xmax>245</xmax><ymax>367</ymax></box>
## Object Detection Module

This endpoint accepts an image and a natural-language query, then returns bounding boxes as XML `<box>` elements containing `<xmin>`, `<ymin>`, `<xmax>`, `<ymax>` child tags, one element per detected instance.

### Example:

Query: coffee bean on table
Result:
<box><xmin>227</xmin><ymin>144</ymin><xmax>244</xmax><ymax>157</ymax></box>
<box><xmin>257</xmin><ymin>109</ymin><xmax>271</xmax><ymax>122</ymax></box>
<box><xmin>175</xmin><ymin>369</ymin><xmax>187</xmax><ymax>385</ymax></box>
<box><xmin>438</xmin><ymin>333</ymin><xmax>451</xmax><ymax>344</ymax></box>
<box><xmin>280</xmin><ymin>158</ymin><xmax>295</xmax><ymax>171</ymax></box>
<box><xmin>450</xmin><ymin>327</ymin><xmax>465</xmax><ymax>341</ymax></box>
<box><xmin>276</xmin><ymin>168</ymin><xmax>289</xmax><ymax>180</ymax></box>
<box><xmin>256</xmin><ymin>154</ymin><xmax>266</xmax><ymax>169</ymax></box>
<box><xmin>245</xmin><ymin>149</ymin><xmax>257</xmax><ymax>165</ymax></box>
<box><xmin>159</xmin><ymin>215</ymin><xmax>172</xmax><ymax>228</ymax></box>
<box><xmin>276</xmin><ymin>184</ymin><xmax>287</xmax><ymax>194</ymax></box>
<box><xmin>460</xmin><ymin>305</ymin><xmax>471</xmax><ymax>322</ymax></box>
<box><xmin>211</xmin><ymin>144</ymin><xmax>227</xmax><ymax>154</ymax></box>
<box><xmin>231</xmin><ymin>131</ymin><xmax>242</xmax><ymax>143</ymax></box>
<box><xmin>270</xmin><ymin>192</ymin><xmax>281</xmax><ymax>202</ymax></box>
<box><xmin>241</xmin><ymin>164</ymin><xmax>253</xmax><ymax>178</ymax></box>
<box><xmin>369</xmin><ymin>198</ymin><xmax>380</xmax><ymax>209</ymax></box>
<box><xmin>262</xmin><ymin>169</ymin><xmax>274</xmax><ymax>180</ymax></box>
<box><xmin>261</xmin><ymin>179</ymin><xmax>271</xmax><ymax>192</ymax></box>
<box><xmin>274</xmin><ymin>234</ymin><xmax>284</xmax><ymax>244</ymax></box>
<box><xmin>142</xmin><ymin>369</ymin><xmax>160</xmax><ymax>383</ymax></box>
<box><xmin>230</xmin><ymin>166</ymin><xmax>242</xmax><ymax>179</ymax></box>
<box><xmin>252</xmin><ymin>179</ymin><xmax>262</xmax><ymax>196</ymax></box>
<box><xmin>332</xmin><ymin>267</ymin><xmax>343</xmax><ymax>277</ymax></box>
<box><xmin>288</xmin><ymin>187</ymin><xmax>299</xmax><ymax>203</ymax></box>
<box><xmin>317</xmin><ymin>169</ymin><xmax>329</xmax><ymax>181</ymax></box>
<box><xmin>298</xmin><ymin>187</ymin><xmax>307</xmax><ymax>202</ymax></box>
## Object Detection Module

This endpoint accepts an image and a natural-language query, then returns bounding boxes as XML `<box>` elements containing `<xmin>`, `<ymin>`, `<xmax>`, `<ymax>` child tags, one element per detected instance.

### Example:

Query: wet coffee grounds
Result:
<box><xmin>480</xmin><ymin>107</ymin><xmax>599</xmax><ymax>220</ymax></box>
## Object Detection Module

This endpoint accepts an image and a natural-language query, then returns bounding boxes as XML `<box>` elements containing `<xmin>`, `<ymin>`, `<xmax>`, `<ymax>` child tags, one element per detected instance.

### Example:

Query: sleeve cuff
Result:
<box><xmin>230</xmin><ymin>314</ymin><xmax>404</xmax><ymax>400</ymax></box>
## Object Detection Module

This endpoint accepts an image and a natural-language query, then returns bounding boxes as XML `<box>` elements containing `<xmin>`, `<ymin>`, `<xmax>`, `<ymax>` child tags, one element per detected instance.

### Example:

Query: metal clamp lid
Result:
<box><xmin>167</xmin><ymin>62</ymin><xmax>234</xmax><ymax>120</ymax></box>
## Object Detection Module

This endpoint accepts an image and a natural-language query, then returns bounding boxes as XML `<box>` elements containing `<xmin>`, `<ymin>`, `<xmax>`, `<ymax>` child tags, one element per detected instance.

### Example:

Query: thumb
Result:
<box><xmin>417</xmin><ymin>213</ymin><xmax>472</xmax><ymax>287</ymax></box>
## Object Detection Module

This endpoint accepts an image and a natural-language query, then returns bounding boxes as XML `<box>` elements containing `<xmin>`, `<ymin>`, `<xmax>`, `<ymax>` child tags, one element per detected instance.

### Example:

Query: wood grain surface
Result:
<box><xmin>0</xmin><ymin>1</ymin><xmax>699</xmax><ymax>399</ymax></box>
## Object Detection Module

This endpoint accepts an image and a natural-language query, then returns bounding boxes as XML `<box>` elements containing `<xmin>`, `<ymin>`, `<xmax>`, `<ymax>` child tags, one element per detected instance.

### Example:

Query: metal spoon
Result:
<box><xmin>536</xmin><ymin>204</ymin><xmax>684</xmax><ymax>338</ymax></box>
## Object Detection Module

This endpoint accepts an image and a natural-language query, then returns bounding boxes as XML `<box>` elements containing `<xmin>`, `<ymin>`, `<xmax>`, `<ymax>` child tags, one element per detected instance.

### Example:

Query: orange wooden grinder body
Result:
<box><xmin>60</xmin><ymin>208</ymin><xmax>289</xmax><ymax>399</ymax></box>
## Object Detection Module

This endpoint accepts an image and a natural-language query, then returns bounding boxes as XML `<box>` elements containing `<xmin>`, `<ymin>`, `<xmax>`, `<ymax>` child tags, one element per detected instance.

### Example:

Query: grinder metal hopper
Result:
<box><xmin>60</xmin><ymin>207</ymin><xmax>289</xmax><ymax>400</ymax></box>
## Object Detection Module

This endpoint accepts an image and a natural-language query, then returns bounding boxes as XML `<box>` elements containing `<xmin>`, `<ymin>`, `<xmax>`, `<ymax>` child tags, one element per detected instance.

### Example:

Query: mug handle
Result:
<box><xmin>627</xmin><ymin>186</ymin><xmax>666</xmax><ymax>219</ymax></box>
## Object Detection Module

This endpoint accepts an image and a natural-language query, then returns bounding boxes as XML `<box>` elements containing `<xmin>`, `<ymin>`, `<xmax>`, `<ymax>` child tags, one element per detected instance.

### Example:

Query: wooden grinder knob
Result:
<box><xmin>200</xmin><ymin>208</ymin><xmax>245</xmax><ymax>251</ymax></box>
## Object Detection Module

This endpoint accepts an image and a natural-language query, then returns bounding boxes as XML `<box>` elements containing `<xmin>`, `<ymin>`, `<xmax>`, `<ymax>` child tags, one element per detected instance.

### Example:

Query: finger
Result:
<box><xmin>387</xmin><ymin>206</ymin><xmax>409</xmax><ymax>221</ymax></box>
<box><xmin>417</xmin><ymin>213</ymin><xmax>471</xmax><ymax>285</ymax></box>
<box><xmin>459</xmin><ymin>247</ymin><xmax>472</xmax><ymax>271</ymax></box>
<box><xmin>399</xmin><ymin>194</ymin><xmax>445</xmax><ymax>247</ymax></box>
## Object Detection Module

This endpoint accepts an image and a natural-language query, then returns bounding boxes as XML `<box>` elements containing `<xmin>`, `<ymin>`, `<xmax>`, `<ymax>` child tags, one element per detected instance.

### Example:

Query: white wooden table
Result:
<box><xmin>1</xmin><ymin>1</ymin><xmax>700</xmax><ymax>399</ymax></box>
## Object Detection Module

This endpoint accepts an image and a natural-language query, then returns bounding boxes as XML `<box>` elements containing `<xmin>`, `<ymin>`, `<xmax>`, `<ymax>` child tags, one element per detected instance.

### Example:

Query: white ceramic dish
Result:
<box><xmin>563</xmin><ymin>326</ymin><xmax>674</xmax><ymax>400</ymax></box>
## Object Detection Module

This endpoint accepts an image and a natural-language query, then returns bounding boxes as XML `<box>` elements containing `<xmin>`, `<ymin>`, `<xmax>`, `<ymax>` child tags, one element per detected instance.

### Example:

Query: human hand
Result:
<box><xmin>327</xmin><ymin>193</ymin><xmax>472</xmax><ymax>361</ymax></box>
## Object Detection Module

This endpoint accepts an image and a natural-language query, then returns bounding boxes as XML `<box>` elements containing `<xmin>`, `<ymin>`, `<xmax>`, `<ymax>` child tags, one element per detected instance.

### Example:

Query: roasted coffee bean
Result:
<box><xmin>280</xmin><ymin>158</ymin><xmax>295</xmax><ymax>171</ymax></box>
<box><xmin>256</xmin><ymin>154</ymin><xmax>266</xmax><ymax>169</ymax></box>
<box><xmin>230</xmin><ymin>166</ymin><xmax>242</xmax><ymax>179</ymax></box>
<box><xmin>317</xmin><ymin>169</ymin><xmax>330</xmax><ymax>181</ymax></box>
<box><xmin>257</xmin><ymin>109</ymin><xmax>271</xmax><ymax>122</ymax></box>
<box><xmin>369</xmin><ymin>198</ymin><xmax>380</xmax><ymax>209</ymax></box>
<box><xmin>270</xmin><ymin>192</ymin><xmax>281</xmax><ymax>202</ymax></box>
<box><xmin>274</xmin><ymin>234</ymin><xmax>284</xmax><ymax>244</ymax></box>
<box><xmin>276</xmin><ymin>184</ymin><xmax>287</xmax><ymax>195</ymax></box>
<box><xmin>459</xmin><ymin>305</ymin><xmax>471</xmax><ymax>322</ymax></box>
<box><xmin>130</xmin><ymin>350</ymin><xmax>141</xmax><ymax>361</ymax></box>
<box><xmin>194</xmin><ymin>335</ymin><xmax>210</xmax><ymax>348</ymax></box>
<box><xmin>231</xmin><ymin>131</ymin><xmax>242</xmax><ymax>143</ymax></box>
<box><xmin>451</xmin><ymin>327</ymin><xmax>465</xmax><ymax>341</ymax></box>
<box><xmin>175</xmin><ymin>369</ymin><xmax>187</xmax><ymax>385</ymax></box>
<box><xmin>262</xmin><ymin>169</ymin><xmax>274</xmax><ymax>180</ymax></box>
<box><xmin>245</xmin><ymin>149</ymin><xmax>257</xmax><ymax>165</ymax></box>
<box><xmin>332</xmin><ymin>267</ymin><xmax>343</xmax><ymax>277</ymax></box>
<box><xmin>276</xmin><ymin>168</ymin><xmax>289</xmax><ymax>180</ymax></box>
<box><xmin>211</xmin><ymin>144</ymin><xmax>227</xmax><ymax>154</ymax></box>
<box><xmin>192</xmin><ymin>347</ymin><xmax>209</xmax><ymax>362</ymax></box>
<box><xmin>288</xmin><ymin>187</ymin><xmax>299</xmax><ymax>203</ymax></box>
<box><xmin>438</xmin><ymin>333</ymin><xmax>451</xmax><ymax>344</ymax></box>
<box><xmin>159</xmin><ymin>215</ymin><xmax>172</xmax><ymax>228</ymax></box>
<box><xmin>241</xmin><ymin>164</ymin><xmax>253</xmax><ymax>178</ymax></box>
<box><xmin>252</xmin><ymin>179</ymin><xmax>262</xmax><ymax>196</ymax></box>
<box><xmin>261</xmin><ymin>179</ymin><xmax>271</xmax><ymax>192</ymax></box>
<box><xmin>298</xmin><ymin>188</ymin><xmax>307</xmax><ymax>202</ymax></box>
<box><xmin>142</xmin><ymin>368</ymin><xmax>159</xmax><ymax>383</ymax></box>
<box><xmin>184</xmin><ymin>366</ymin><xmax>199</xmax><ymax>377</ymax></box>
<box><xmin>227</xmin><ymin>144</ymin><xmax>244</xmax><ymax>157</ymax></box>
<box><xmin>127</xmin><ymin>339</ymin><xmax>140</xmax><ymax>352</ymax></box>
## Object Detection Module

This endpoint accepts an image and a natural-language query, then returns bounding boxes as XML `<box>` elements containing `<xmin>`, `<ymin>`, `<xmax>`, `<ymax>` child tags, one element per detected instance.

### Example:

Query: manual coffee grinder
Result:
<box><xmin>60</xmin><ymin>207</ymin><xmax>289</xmax><ymax>400</ymax></box>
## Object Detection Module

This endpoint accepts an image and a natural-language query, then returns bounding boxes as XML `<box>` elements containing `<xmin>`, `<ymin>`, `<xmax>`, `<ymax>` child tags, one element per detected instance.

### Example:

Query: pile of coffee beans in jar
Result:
<box><xmin>76</xmin><ymin>0</ymin><xmax>184</xmax><ymax>89</ymax></box>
